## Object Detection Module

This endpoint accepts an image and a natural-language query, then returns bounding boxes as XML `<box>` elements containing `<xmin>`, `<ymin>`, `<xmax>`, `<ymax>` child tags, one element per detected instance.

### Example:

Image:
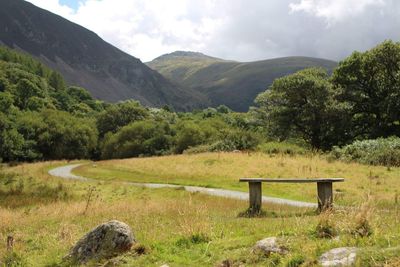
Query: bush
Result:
<box><xmin>174</xmin><ymin>121</ymin><xmax>206</xmax><ymax>153</ymax></box>
<box><xmin>96</xmin><ymin>100</ymin><xmax>149</xmax><ymax>137</ymax></box>
<box><xmin>257</xmin><ymin>142</ymin><xmax>307</xmax><ymax>155</ymax></box>
<box><xmin>351</xmin><ymin>203</ymin><xmax>373</xmax><ymax>237</ymax></box>
<box><xmin>2</xmin><ymin>251</ymin><xmax>27</xmax><ymax>266</ymax></box>
<box><xmin>175</xmin><ymin>233</ymin><xmax>210</xmax><ymax>247</ymax></box>
<box><xmin>314</xmin><ymin>211</ymin><xmax>337</xmax><ymax>238</ymax></box>
<box><xmin>214</xmin><ymin>129</ymin><xmax>261</xmax><ymax>151</ymax></box>
<box><xmin>330</xmin><ymin>137</ymin><xmax>400</xmax><ymax>166</ymax></box>
<box><xmin>101</xmin><ymin>120</ymin><xmax>173</xmax><ymax>159</ymax></box>
<box><xmin>182</xmin><ymin>128</ymin><xmax>261</xmax><ymax>154</ymax></box>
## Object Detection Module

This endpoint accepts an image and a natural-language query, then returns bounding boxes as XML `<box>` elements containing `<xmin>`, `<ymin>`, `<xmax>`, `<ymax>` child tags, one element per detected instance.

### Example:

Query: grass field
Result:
<box><xmin>75</xmin><ymin>152</ymin><xmax>400</xmax><ymax>207</ymax></box>
<box><xmin>1</xmin><ymin>153</ymin><xmax>400</xmax><ymax>266</ymax></box>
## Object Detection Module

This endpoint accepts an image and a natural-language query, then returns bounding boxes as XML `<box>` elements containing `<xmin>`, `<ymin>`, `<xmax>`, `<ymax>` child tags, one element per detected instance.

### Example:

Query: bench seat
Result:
<box><xmin>239</xmin><ymin>177</ymin><xmax>344</xmax><ymax>213</ymax></box>
<box><xmin>240</xmin><ymin>178</ymin><xmax>344</xmax><ymax>183</ymax></box>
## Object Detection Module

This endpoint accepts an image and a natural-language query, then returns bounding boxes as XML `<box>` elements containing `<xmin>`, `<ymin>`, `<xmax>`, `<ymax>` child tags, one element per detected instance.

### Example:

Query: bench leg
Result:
<box><xmin>249</xmin><ymin>182</ymin><xmax>262</xmax><ymax>213</ymax></box>
<box><xmin>317</xmin><ymin>182</ymin><xmax>333</xmax><ymax>212</ymax></box>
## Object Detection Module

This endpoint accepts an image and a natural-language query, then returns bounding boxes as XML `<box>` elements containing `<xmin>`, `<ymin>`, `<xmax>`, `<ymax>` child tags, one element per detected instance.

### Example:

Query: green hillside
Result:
<box><xmin>0</xmin><ymin>0</ymin><xmax>208</xmax><ymax>111</ymax></box>
<box><xmin>147</xmin><ymin>51</ymin><xmax>337</xmax><ymax>111</ymax></box>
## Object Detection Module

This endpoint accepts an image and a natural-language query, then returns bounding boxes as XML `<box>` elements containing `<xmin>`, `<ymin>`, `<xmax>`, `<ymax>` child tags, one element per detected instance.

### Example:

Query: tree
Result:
<box><xmin>14</xmin><ymin>78</ymin><xmax>43</xmax><ymax>109</ymax></box>
<box><xmin>0</xmin><ymin>76</ymin><xmax>10</xmax><ymax>92</ymax></box>
<box><xmin>174</xmin><ymin>121</ymin><xmax>205</xmax><ymax>153</ymax></box>
<box><xmin>96</xmin><ymin>101</ymin><xmax>149</xmax><ymax>137</ymax></box>
<box><xmin>332</xmin><ymin>40</ymin><xmax>400</xmax><ymax>139</ymax></box>
<box><xmin>67</xmin><ymin>86</ymin><xmax>93</xmax><ymax>102</ymax></box>
<box><xmin>48</xmin><ymin>71</ymin><xmax>66</xmax><ymax>91</ymax></box>
<box><xmin>0</xmin><ymin>112</ymin><xmax>25</xmax><ymax>162</ymax></box>
<box><xmin>0</xmin><ymin>92</ymin><xmax>14</xmax><ymax>113</ymax></box>
<box><xmin>67</xmin><ymin>86</ymin><xmax>103</xmax><ymax>112</ymax></box>
<box><xmin>216</xmin><ymin>105</ymin><xmax>231</xmax><ymax>114</ymax></box>
<box><xmin>101</xmin><ymin>121</ymin><xmax>172</xmax><ymax>159</ymax></box>
<box><xmin>35</xmin><ymin>110</ymin><xmax>98</xmax><ymax>160</ymax></box>
<box><xmin>26</xmin><ymin>96</ymin><xmax>48</xmax><ymax>111</ymax></box>
<box><xmin>256</xmin><ymin>68</ymin><xmax>351</xmax><ymax>150</ymax></box>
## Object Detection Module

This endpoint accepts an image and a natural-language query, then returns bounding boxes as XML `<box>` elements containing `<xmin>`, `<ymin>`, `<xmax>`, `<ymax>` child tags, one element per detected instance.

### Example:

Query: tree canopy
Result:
<box><xmin>256</xmin><ymin>68</ymin><xmax>350</xmax><ymax>150</ymax></box>
<box><xmin>332</xmin><ymin>40</ymin><xmax>400</xmax><ymax>139</ymax></box>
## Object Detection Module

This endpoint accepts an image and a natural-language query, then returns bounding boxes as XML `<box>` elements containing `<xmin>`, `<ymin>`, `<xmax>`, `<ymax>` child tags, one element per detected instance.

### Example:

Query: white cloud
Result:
<box><xmin>61</xmin><ymin>0</ymin><xmax>224</xmax><ymax>61</ymax></box>
<box><xmin>289</xmin><ymin>0</ymin><xmax>385</xmax><ymax>25</ymax></box>
<box><xmin>24</xmin><ymin>0</ymin><xmax>400</xmax><ymax>62</ymax></box>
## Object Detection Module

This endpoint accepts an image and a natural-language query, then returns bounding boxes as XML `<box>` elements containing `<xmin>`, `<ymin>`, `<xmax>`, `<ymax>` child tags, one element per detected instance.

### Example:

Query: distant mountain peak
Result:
<box><xmin>148</xmin><ymin>53</ymin><xmax>337</xmax><ymax>112</ymax></box>
<box><xmin>152</xmin><ymin>51</ymin><xmax>221</xmax><ymax>61</ymax></box>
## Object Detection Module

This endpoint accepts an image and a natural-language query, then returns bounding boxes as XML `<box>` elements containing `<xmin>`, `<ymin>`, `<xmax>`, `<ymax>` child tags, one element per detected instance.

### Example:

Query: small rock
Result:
<box><xmin>218</xmin><ymin>259</ymin><xmax>232</xmax><ymax>267</ymax></box>
<box><xmin>319</xmin><ymin>247</ymin><xmax>358</xmax><ymax>266</ymax></box>
<box><xmin>159</xmin><ymin>265</ymin><xmax>170</xmax><ymax>267</ymax></box>
<box><xmin>65</xmin><ymin>220</ymin><xmax>135</xmax><ymax>263</ymax></box>
<box><xmin>253</xmin><ymin>237</ymin><xmax>288</xmax><ymax>255</ymax></box>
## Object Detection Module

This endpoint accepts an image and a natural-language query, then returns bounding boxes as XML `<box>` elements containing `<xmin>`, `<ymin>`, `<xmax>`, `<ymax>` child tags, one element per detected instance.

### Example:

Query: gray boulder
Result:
<box><xmin>319</xmin><ymin>247</ymin><xmax>358</xmax><ymax>266</ymax></box>
<box><xmin>65</xmin><ymin>220</ymin><xmax>135</xmax><ymax>263</ymax></box>
<box><xmin>253</xmin><ymin>237</ymin><xmax>288</xmax><ymax>255</ymax></box>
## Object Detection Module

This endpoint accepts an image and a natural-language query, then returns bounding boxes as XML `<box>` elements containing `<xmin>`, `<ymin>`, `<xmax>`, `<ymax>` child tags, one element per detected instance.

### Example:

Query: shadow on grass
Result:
<box><xmin>238</xmin><ymin>207</ymin><xmax>318</xmax><ymax>218</ymax></box>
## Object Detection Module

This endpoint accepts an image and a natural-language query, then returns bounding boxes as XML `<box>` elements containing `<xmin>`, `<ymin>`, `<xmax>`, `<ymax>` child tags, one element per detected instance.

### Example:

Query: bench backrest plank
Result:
<box><xmin>239</xmin><ymin>178</ymin><xmax>344</xmax><ymax>183</ymax></box>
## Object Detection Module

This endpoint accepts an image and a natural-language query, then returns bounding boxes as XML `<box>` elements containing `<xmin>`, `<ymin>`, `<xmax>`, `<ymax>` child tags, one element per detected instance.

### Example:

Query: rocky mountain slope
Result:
<box><xmin>0</xmin><ymin>0</ymin><xmax>208</xmax><ymax>110</ymax></box>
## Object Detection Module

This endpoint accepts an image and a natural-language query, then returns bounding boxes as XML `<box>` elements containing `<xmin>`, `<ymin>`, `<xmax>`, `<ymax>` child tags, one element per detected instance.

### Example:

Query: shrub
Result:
<box><xmin>174</xmin><ymin>122</ymin><xmax>205</xmax><ymax>153</ymax></box>
<box><xmin>2</xmin><ymin>251</ymin><xmax>27</xmax><ymax>266</ymax></box>
<box><xmin>352</xmin><ymin>204</ymin><xmax>373</xmax><ymax>237</ymax></box>
<box><xmin>182</xmin><ymin>128</ymin><xmax>261</xmax><ymax>153</ymax></box>
<box><xmin>313</xmin><ymin>211</ymin><xmax>337</xmax><ymax>238</ymax></box>
<box><xmin>96</xmin><ymin>100</ymin><xmax>149</xmax><ymax>137</ymax></box>
<box><xmin>214</xmin><ymin>129</ymin><xmax>261</xmax><ymax>151</ymax></box>
<box><xmin>175</xmin><ymin>233</ymin><xmax>210</xmax><ymax>247</ymax></box>
<box><xmin>330</xmin><ymin>137</ymin><xmax>400</xmax><ymax>167</ymax></box>
<box><xmin>257</xmin><ymin>142</ymin><xmax>307</xmax><ymax>155</ymax></box>
<box><xmin>101</xmin><ymin>120</ymin><xmax>173</xmax><ymax>159</ymax></box>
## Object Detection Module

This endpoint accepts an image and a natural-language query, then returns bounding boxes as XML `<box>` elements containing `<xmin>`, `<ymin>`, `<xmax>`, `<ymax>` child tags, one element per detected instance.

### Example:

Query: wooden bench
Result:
<box><xmin>239</xmin><ymin>178</ymin><xmax>345</xmax><ymax>213</ymax></box>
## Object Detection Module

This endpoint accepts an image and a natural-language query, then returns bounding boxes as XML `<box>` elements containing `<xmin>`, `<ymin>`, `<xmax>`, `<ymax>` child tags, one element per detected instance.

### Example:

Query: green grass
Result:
<box><xmin>74</xmin><ymin>153</ymin><xmax>400</xmax><ymax>207</ymax></box>
<box><xmin>1</xmin><ymin>154</ymin><xmax>400</xmax><ymax>266</ymax></box>
<box><xmin>257</xmin><ymin>142</ymin><xmax>308</xmax><ymax>155</ymax></box>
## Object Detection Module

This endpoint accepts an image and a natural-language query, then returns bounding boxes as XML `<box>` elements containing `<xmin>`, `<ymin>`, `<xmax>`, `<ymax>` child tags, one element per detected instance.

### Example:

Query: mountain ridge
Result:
<box><xmin>0</xmin><ymin>0</ymin><xmax>208</xmax><ymax>110</ymax></box>
<box><xmin>147</xmin><ymin>52</ymin><xmax>337</xmax><ymax>111</ymax></box>
<box><xmin>152</xmin><ymin>51</ymin><xmax>225</xmax><ymax>61</ymax></box>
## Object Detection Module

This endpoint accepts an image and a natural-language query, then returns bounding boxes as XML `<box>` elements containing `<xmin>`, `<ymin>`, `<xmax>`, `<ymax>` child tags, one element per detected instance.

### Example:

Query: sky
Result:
<box><xmin>25</xmin><ymin>0</ymin><xmax>400</xmax><ymax>62</ymax></box>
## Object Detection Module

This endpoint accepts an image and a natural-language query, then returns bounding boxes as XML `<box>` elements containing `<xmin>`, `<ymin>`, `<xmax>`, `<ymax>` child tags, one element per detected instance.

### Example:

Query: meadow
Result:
<box><xmin>75</xmin><ymin>152</ymin><xmax>400</xmax><ymax>207</ymax></box>
<box><xmin>1</xmin><ymin>153</ymin><xmax>400</xmax><ymax>266</ymax></box>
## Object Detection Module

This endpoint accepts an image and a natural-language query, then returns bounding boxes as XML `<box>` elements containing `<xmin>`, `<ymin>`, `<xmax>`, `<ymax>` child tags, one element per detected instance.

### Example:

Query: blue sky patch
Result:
<box><xmin>59</xmin><ymin>0</ymin><xmax>80</xmax><ymax>10</ymax></box>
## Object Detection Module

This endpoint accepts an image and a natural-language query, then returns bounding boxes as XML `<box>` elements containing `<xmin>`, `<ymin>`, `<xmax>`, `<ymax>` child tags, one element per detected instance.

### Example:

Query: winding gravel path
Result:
<box><xmin>48</xmin><ymin>164</ymin><xmax>317</xmax><ymax>208</ymax></box>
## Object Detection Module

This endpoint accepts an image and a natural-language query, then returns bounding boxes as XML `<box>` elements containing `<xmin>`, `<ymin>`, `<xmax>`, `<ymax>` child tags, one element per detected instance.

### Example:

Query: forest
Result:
<box><xmin>1</xmin><ymin>40</ymin><xmax>400</xmax><ymax>166</ymax></box>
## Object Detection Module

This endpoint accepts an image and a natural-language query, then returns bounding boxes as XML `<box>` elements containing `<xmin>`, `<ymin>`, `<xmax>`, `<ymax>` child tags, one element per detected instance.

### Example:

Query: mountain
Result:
<box><xmin>147</xmin><ymin>51</ymin><xmax>337</xmax><ymax>111</ymax></box>
<box><xmin>0</xmin><ymin>0</ymin><xmax>208</xmax><ymax>111</ymax></box>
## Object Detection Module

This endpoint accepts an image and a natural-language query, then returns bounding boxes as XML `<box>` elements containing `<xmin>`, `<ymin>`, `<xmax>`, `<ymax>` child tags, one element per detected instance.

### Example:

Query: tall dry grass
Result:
<box><xmin>76</xmin><ymin>152</ymin><xmax>400</xmax><ymax>206</ymax></box>
<box><xmin>1</xmin><ymin>155</ymin><xmax>400</xmax><ymax>265</ymax></box>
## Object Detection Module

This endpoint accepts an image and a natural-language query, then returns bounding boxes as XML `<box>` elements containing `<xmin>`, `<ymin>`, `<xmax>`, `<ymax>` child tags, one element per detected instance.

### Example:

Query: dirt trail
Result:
<box><xmin>48</xmin><ymin>164</ymin><xmax>317</xmax><ymax>208</ymax></box>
